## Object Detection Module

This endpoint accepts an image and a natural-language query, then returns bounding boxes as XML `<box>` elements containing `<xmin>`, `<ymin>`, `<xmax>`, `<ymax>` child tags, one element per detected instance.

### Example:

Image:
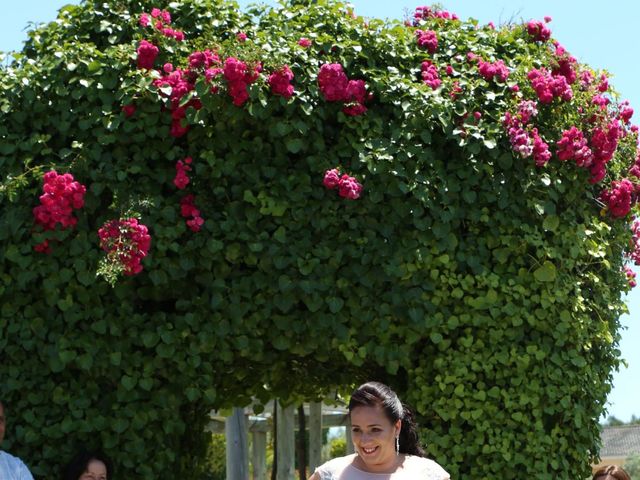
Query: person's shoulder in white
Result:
<box><xmin>0</xmin><ymin>450</ymin><xmax>35</xmax><ymax>480</ymax></box>
<box><xmin>316</xmin><ymin>453</ymin><xmax>357</xmax><ymax>474</ymax></box>
<box><xmin>404</xmin><ymin>455</ymin><xmax>450</xmax><ymax>479</ymax></box>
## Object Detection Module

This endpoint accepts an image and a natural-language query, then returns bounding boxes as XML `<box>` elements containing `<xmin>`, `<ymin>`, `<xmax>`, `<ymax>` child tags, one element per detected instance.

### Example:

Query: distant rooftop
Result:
<box><xmin>601</xmin><ymin>425</ymin><xmax>640</xmax><ymax>458</ymax></box>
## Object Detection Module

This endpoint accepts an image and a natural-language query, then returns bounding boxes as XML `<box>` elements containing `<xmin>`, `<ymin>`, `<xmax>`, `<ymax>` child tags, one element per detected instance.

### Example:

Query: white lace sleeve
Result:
<box><xmin>314</xmin><ymin>467</ymin><xmax>333</xmax><ymax>480</ymax></box>
<box><xmin>423</xmin><ymin>458</ymin><xmax>451</xmax><ymax>480</ymax></box>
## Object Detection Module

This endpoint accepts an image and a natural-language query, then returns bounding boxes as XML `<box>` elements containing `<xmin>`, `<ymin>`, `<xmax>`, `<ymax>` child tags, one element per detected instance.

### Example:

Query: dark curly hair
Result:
<box><xmin>62</xmin><ymin>449</ymin><xmax>113</xmax><ymax>480</ymax></box>
<box><xmin>348</xmin><ymin>381</ymin><xmax>425</xmax><ymax>457</ymax></box>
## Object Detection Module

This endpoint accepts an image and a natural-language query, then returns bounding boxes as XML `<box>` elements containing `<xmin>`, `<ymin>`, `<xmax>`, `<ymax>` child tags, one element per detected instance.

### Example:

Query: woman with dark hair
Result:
<box><xmin>62</xmin><ymin>450</ymin><xmax>112</xmax><ymax>480</ymax></box>
<box><xmin>309</xmin><ymin>381</ymin><xmax>450</xmax><ymax>479</ymax></box>
<box><xmin>593</xmin><ymin>465</ymin><xmax>632</xmax><ymax>480</ymax></box>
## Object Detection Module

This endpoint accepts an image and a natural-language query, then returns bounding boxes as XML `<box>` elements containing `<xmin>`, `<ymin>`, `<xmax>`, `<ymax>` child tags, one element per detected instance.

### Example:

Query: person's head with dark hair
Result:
<box><xmin>593</xmin><ymin>465</ymin><xmax>632</xmax><ymax>480</ymax></box>
<box><xmin>348</xmin><ymin>381</ymin><xmax>425</xmax><ymax>472</ymax></box>
<box><xmin>62</xmin><ymin>449</ymin><xmax>113</xmax><ymax>480</ymax></box>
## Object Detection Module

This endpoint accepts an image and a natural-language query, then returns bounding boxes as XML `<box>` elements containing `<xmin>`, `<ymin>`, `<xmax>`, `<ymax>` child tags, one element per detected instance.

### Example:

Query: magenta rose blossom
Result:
<box><xmin>173</xmin><ymin>157</ymin><xmax>192</xmax><ymax>190</ymax></box>
<box><xmin>601</xmin><ymin>179</ymin><xmax>635</xmax><ymax>218</ymax></box>
<box><xmin>180</xmin><ymin>195</ymin><xmax>204</xmax><ymax>232</ymax></box>
<box><xmin>531</xmin><ymin>129</ymin><xmax>551</xmax><ymax>167</ymax></box>
<box><xmin>318</xmin><ymin>63</ymin><xmax>349</xmax><ymax>102</ymax></box>
<box><xmin>136</xmin><ymin>39</ymin><xmax>159</xmax><ymax>69</ymax></box>
<box><xmin>338</xmin><ymin>174</ymin><xmax>363</xmax><ymax>200</ymax></box>
<box><xmin>416</xmin><ymin>29</ymin><xmax>438</xmax><ymax>53</ymax></box>
<box><xmin>122</xmin><ymin>104</ymin><xmax>136</xmax><ymax>117</ymax></box>
<box><xmin>223</xmin><ymin>57</ymin><xmax>260</xmax><ymax>106</ymax></box>
<box><xmin>268</xmin><ymin>66</ymin><xmax>295</xmax><ymax>99</ymax></box>
<box><xmin>323</xmin><ymin>169</ymin><xmax>341</xmax><ymax>189</ymax></box>
<box><xmin>98</xmin><ymin>218</ymin><xmax>151</xmax><ymax>275</ymax></box>
<box><xmin>478</xmin><ymin>59</ymin><xmax>510</xmax><ymax>82</ymax></box>
<box><xmin>527</xmin><ymin>20</ymin><xmax>551</xmax><ymax>42</ymax></box>
<box><xmin>556</xmin><ymin>127</ymin><xmax>594</xmax><ymax>167</ymax></box>
<box><xmin>139</xmin><ymin>13</ymin><xmax>151</xmax><ymax>27</ymax></box>
<box><xmin>33</xmin><ymin>170</ymin><xmax>86</xmax><ymax>231</ymax></box>
<box><xmin>420</xmin><ymin>60</ymin><xmax>441</xmax><ymax>89</ymax></box>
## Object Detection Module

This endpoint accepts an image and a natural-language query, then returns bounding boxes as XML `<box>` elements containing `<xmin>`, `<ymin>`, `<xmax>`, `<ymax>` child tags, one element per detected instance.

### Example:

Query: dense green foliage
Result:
<box><xmin>204</xmin><ymin>433</ymin><xmax>226</xmax><ymax>480</ymax></box>
<box><xmin>0</xmin><ymin>0</ymin><xmax>637</xmax><ymax>478</ymax></box>
<box><xmin>625</xmin><ymin>454</ymin><xmax>640</xmax><ymax>477</ymax></box>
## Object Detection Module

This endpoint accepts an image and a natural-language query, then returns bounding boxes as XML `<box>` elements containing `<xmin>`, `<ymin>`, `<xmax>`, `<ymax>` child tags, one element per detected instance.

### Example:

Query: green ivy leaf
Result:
<box><xmin>534</xmin><ymin>261</ymin><xmax>557</xmax><ymax>282</ymax></box>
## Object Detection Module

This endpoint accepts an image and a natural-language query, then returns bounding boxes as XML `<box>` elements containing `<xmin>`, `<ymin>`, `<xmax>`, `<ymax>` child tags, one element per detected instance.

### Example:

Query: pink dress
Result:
<box><xmin>314</xmin><ymin>454</ymin><xmax>450</xmax><ymax>480</ymax></box>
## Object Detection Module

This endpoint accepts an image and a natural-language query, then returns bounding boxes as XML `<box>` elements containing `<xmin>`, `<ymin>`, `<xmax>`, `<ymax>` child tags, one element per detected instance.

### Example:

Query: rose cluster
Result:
<box><xmin>155</xmin><ymin>49</ymin><xmax>267</xmax><ymax>123</ymax></box>
<box><xmin>188</xmin><ymin>49</ymin><xmax>221</xmax><ymax>70</ymax></box>
<box><xmin>180</xmin><ymin>194</ymin><xmax>204</xmax><ymax>232</ymax></box>
<box><xmin>624</xmin><ymin>265</ymin><xmax>637</xmax><ymax>288</ymax></box>
<box><xmin>139</xmin><ymin>7</ymin><xmax>184</xmax><ymax>41</ymax></box>
<box><xmin>33</xmin><ymin>170</ymin><xmax>86</xmax><ymax>231</ymax></box>
<box><xmin>546</xmin><ymin>62</ymin><xmax>626</xmax><ymax>183</ymax></box>
<box><xmin>415</xmin><ymin>29</ymin><xmax>438</xmax><ymax>53</ymax></box>
<box><xmin>98</xmin><ymin>218</ymin><xmax>152</xmax><ymax>275</ymax></box>
<box><xmin>268</xmin><ymin>65</ymin><xmax>295</xmax><ymax>99</ymax></box>
<box><xmin>589</xmin><ymin>120</ymin><xmax>622</xmax><ymax>183</ymax></box>
<box><xmin>222</xmin><ymin>57</ymin><xmax>262</xmax><ymax>106</ymax></box>
<box><xmin>556</xmin><ymin>127</ymin><xmax>594</xmax><ymax>167</ymax></box>
<box><xmin>618</xmin><ymin>100</ymin><xmax>634</xmax><ymax>124</ymax></box>
<box><xmin>323</xmin><ymin>168</ymin><xmax>363</xmax><ymax>200</ymax></box>
<box><xmin>503</xmin><ymin>101</ymin><xmax>551</xmax><ymax>167</ymax></box>
<box><xmin>413</xmin><ymin>6</ymin><xmax>458</xmax><ymax>24</ymax></box>
<box><xmin>527</xmin><ymin>68</ymin><xmax>573</xmax><ymax>104</ymax></box>
<box><xmin>552</xmin><ymin>44</ymin><xmax>577</xmax><ymax>84</ymax></box>
<box><xmin>318</xmin><ymin>63</ymin><xmax>370</xmax><ymax>116</ymax></box>
<box><xmin>477</xmin><ymin>59</ymin><xmax>510</xmax><ymax>82</ymax></box>
<box><xmin>153</xmin><ymin>66</ymin><xmax>198</xmax><ymax>137</ymax></box>
<box><xmin>136</xmin><ymin>40</ymin><xmax>159</xmax><ymax>70</ymax></box>
<box><xmin>526</xmin><ymin>19</ymin><xmax>551</xmax><ymax>43</ymax></box>
<box><xmin>174</xmin><ymin>157</ymin><xmax>192</xmax><ymax>190</ymax></box>
<box><xmin>33</xmin><ymin>239</ymin><xmax>52</xmax><ymax>254</ymax></box>
<box><xmin>600</xmin><ymin>178</ymin><xmax>636</xmax><ymax>218</ymax></box>
<box><xmin>592</xmin><ymin>94</ymin><xmax>610</xmax><ymax>110</ymax></box>
<box><xmin>420</xmin><ymin>60</ymin><xmax>441</xmax><ymax>89</ymax></box>
<box><xmin>170</xmin><ymin>155</ymin><xmax>203</xmax><ymax>231</ymax></box>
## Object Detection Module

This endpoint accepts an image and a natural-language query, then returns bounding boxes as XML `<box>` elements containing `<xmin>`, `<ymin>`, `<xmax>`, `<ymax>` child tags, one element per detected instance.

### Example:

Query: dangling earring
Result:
<box><xmin>395</xmin><ymin>436</ymin><xmax>399</xmax><ymax>456</ymax></box>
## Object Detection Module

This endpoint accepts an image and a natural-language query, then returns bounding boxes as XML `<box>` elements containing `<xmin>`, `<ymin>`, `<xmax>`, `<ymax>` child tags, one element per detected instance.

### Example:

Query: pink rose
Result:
<box><xmin>139</xmin><ymin>13</ymin><xmax>151</xmax><ymax>27</ymax></box>
<box><xmin>318</xmin><ymin>64</ymin><xmax>349</xmax><ymax>102</ymax></box>
<box><xmin>323</xmin><ymin>169</ymin><xmax>341</xmax><ymax>189</ymax></box>
<box><xmin>268</xmin><ymin>65</ymin><xmax>295</xmax><ymax>99</ymax></box>
<box><xmin>136</xmin><ymin>40</ymin><xmax>159</xmax><ymax>69</ymax></box>
<box><xmin>122</xmin><ymin>104</ymin><xmax>136</xmax><ymax>117</ymax></box>
<box><xmin>338</xmin><ymin>174</ymin><xmax>363</xmax><ymax>200</ymax></box>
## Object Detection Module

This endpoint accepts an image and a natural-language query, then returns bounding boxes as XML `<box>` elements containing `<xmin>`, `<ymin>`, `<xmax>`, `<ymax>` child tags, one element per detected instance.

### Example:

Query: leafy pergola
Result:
<box><xmin>1</xmin><ymin>0</ymin><xmax>638</xmax><ymax>478</ymax></box>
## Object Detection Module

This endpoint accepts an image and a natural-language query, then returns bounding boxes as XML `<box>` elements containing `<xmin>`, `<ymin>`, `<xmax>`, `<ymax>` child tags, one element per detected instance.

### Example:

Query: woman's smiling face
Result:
<box><xmin>350</xmin><ymin>404</ymin><xmax>401</xmax><ymax>472</ymax></box>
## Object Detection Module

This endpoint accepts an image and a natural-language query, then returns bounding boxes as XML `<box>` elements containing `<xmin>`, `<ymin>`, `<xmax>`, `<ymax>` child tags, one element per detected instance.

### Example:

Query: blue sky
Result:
<box><xmin>3</xmin><ymin>0</ymin><xmax>639</xmax><ymax>422</ymax></box>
